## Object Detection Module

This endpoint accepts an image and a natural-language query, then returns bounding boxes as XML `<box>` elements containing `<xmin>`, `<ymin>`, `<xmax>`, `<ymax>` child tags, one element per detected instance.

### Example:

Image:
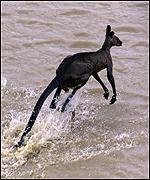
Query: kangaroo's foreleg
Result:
<box><xmin>93</xmin><ymin>73</ymin><xmax>109</xmax><ymax>99</ymax></box>
<box><xmin>107</xmin><ymin>66</ymin><xmax>117</xmax><ymax>104</ymax></box>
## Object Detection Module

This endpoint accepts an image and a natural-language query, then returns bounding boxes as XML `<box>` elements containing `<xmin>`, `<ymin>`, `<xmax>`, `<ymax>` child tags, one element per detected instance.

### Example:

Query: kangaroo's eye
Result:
<box><xmin>117</xmin><ymin>37</ymin><xmax>120</xmax><ymax>43</ymax></box>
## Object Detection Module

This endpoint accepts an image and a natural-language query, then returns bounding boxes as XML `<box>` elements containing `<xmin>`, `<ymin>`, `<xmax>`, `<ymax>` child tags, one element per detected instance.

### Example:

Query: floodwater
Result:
<box><xmin>1</xmin><ymin>1</ymin><xmax>149</xmax><ymax>179</ymax></box>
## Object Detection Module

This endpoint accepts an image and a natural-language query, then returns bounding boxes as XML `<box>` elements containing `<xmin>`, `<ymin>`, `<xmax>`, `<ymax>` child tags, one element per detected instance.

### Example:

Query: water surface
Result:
<box><xmin>1</xmin><ymin>1</ymin><xmax>149</xmax><ymax>179</ymax></box>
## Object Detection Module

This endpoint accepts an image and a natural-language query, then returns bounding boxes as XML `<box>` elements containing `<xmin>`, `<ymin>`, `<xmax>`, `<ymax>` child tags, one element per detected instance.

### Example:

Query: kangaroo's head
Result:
<box><xmin>102</xmin><ymin>25</ymin><xmax>122</xmax><ymax>50</ymax></box>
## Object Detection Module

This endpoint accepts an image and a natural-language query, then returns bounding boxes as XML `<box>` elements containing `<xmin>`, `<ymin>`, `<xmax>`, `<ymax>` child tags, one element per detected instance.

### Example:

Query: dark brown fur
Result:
<box><xmin>14</xmin><ymin>25</ymin><xmax>122</xmax><ymax>148</ymax></box>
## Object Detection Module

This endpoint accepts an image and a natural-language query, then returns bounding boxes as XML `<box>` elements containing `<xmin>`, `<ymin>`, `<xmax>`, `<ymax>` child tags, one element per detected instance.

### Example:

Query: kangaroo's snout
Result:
<box><xmin>117</xmin><ymin>40</ymin><xmax>122</xmax><ymax>46</ymax></box>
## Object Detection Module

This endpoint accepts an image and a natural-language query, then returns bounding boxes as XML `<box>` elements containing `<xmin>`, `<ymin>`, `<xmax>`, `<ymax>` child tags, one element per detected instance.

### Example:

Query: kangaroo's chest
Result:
<box><xmin>93</xmin><ymin>57</ymin><xmax>107</xmax><ymax>73</ymax></box>
<box><xmin>92</xmin><ymin>52</ymin><xmax>112</xmax><ymax>73</ymax></box>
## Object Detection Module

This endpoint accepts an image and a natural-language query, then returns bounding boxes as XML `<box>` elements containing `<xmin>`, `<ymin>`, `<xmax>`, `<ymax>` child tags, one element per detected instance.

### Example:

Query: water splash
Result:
<box><xmin>1</xmin><ymin>87</ymin><xmax>83</xmax><ymax>178</ymax></box>
<box><xmin>1</xmin><ymin>75</ymin><xmax>7</xmax><ymax>87</ymax></box>
<box><xmin>1</xmin><ymin>84</ymin><xmax>147</xmax><ymax>178</ymax></box>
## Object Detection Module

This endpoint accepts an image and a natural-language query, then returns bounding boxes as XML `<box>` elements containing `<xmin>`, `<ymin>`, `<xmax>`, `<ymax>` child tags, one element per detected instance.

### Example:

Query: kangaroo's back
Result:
<box><xmin>56</xmin><ymin>51</ymin><xmax>97</xmax><ymax>77</ymax></box>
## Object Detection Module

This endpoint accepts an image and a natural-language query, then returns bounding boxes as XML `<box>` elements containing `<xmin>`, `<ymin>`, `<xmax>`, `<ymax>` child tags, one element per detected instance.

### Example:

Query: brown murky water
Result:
<box><xmin>1</xmin><ymin>1</ymin><xmax>149</xmax><ymax>179</ymax></box>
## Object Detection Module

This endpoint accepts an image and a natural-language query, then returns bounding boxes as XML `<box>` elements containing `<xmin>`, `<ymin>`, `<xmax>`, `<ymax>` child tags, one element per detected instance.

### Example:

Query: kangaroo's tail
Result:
<box><xmin>14</xmin><ymin>76</ymin><xmax>62</xmax><ymax>148</ymax></box>
<box><xmin>30</xmin><ymin>76</ymin><xmax>62</xmax><ymax>120</ymax></box>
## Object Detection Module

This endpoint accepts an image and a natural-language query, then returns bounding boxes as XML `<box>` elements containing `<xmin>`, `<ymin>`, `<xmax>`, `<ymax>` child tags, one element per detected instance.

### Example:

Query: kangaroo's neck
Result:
<box><xmin>98</xmin><ymin>47</ymin><xmax>111</xmax><ymax>56</ymax></box>
<box><xmin>101</xmin><ymin>37</ymin><xmax>112</xmax><ymax>50</ymax></box>
<box><xmin>97</xmin><ymin>47</ymin><xmax>112</xmax><ymax>61</ymax></box>
<box><xmin>102</xmin><ymin>43</ymin><xmax>112</xmax><ymax>50</ymax></box>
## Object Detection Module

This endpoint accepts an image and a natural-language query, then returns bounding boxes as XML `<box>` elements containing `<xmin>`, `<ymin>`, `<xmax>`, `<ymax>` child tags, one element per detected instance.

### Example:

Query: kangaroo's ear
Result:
<box><xmin>110</xmin><ymin>31</ymin><xmax>115</xmax><ymax>38</ymax></box>
<box><xmin>106</xmin><ymin>25</ymin><xmax>111</xmax><ymax>36</ymax></box>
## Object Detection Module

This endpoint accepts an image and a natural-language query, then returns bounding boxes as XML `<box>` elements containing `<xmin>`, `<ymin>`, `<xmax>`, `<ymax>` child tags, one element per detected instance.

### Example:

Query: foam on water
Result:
<box><xmin>1</xmin><ymin>75</ymin><xmax>7</xmax><ymax>87</ymax></box>
<box><xmin>1</xmin><ymin>75</ymin><xmax>7</xmax><ymax>99</ymax></box>
<box><xmin>1</xmin><ymin>79</ymin><xmax>147</xmax><ymax>178</ymax></box>
<box><xmin>1</xmin><ymin>86</ymin><xmax>83</xmax><ymax>178</ymax></box>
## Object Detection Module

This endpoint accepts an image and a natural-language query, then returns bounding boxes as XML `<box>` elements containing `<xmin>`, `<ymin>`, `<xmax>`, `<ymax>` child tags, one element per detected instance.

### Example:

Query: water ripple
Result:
<box><xmin>69</xmin><ymin>41</ymin><xmax>99</xmax><ymax>49</ymax></box>
<box><xmin>60</xmin><ymin>9</ymin><xmax>90</xmax><ymax>16</ymax></box>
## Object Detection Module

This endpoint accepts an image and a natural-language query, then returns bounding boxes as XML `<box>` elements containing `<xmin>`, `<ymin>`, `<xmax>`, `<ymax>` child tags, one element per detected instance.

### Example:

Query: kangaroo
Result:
<box><xmin>14</xmin><ymin>25</ymin><xmax>122</xmax><ymax>148</ymax></box>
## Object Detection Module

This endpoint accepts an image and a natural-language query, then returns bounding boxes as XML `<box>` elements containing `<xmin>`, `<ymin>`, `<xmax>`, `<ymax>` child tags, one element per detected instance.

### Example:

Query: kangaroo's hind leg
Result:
<box><xmin>61</xmin><ymin>84</ymin><xmax>84</xmax><ymax>112</ymax></box>
<box><xmin>50</xmin><ymin>86</ymin><xmax>62</xmax><ymax>109</ymax></box>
